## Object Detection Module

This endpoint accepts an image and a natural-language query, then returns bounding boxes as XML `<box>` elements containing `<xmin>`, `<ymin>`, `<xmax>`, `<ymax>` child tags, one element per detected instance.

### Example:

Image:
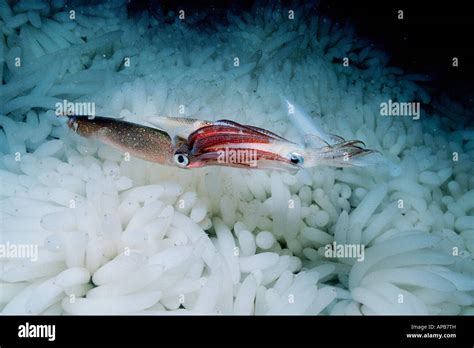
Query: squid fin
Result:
<box><xmin>145</xmin><ymin>116</ymin><xmax>212</xmax><ymax>141</ymax></box>
<box><xmin>215</xmin><ymin>119</ymin><xmax>293</xmax><ymax>143</ymax></box>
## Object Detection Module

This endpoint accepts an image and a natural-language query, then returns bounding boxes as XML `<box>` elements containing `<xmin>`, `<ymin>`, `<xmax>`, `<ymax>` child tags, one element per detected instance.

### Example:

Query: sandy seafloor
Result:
<box><xmin>0</xmin><ymin>0</ymin><xmax>473</xmax><ymax>315</ymax></box>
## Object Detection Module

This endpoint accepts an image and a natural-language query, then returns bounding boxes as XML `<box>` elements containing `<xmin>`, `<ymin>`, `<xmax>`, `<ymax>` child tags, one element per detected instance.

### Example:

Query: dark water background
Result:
<box><xmin>126</xmin><ymin>0</ymin><xmax>473</xmax><ymax>121</ymax></box>
<box><xmin>58</xmin><ymin>0</ymin><xmax>473</xmax><ymax>126</ymax></box>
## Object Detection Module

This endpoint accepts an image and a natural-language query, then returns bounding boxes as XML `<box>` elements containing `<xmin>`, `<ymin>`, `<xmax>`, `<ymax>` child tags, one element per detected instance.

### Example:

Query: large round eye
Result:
<box><xmin>174</xmin><ymin>153</ymin><xmax>189</xmax><ymax>167</ymax></box>
<box><xmin>289</xmin><ymin>152</ymin><xmax>304</xmax><ymax>165</ymax></box>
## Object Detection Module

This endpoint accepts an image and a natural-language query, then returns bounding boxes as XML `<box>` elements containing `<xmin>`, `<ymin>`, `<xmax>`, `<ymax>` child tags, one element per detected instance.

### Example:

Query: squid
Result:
<box><xmin>65</xmin><ymin>113</ymin><xmax>382</xmax><ymax>173</ymax></box>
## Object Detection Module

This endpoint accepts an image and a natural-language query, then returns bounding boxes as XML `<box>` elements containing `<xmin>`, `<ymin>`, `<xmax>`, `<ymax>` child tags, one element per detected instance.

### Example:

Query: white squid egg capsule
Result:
<box><xmin>313</xmin><ymin>210</ymin><xmax>330</xmax><ymax>227</ymax></box>
<box><xmin>190</xmin><ymin>199</ymin><xmax>208</xmax><ymax>222</ymax></box>
<box><xmin>238</xmin><ymin>230</ymin><xmax>256</xmax><ymax>256</ymax></box>
<box><xmin>256</xmin><ymin>231</ymin><xmax>276</xmax><ymax>250</ymax></box>
<box><xmin>45</xmin><ymin>234</ymin><xmax>63</xmax><ymax>252</ymax></box>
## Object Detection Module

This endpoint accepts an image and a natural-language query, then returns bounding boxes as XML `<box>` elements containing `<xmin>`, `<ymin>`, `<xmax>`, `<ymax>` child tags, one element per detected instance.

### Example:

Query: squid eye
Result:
<box><xmin>289</xmin><ymin>152</ymin><xmax>304</xmax><ymax>165</ymax></box>
<box><xmin>174</xmin><ymin>153</ymin><xmax>189</xmax><ymax>167</ymax></box>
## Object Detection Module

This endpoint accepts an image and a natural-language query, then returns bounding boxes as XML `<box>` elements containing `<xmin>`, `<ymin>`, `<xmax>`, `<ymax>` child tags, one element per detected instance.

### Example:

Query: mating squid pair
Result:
<box><xmin>65</xmin><ymin>112</ymin><xmax>380</xmax><ymax>173</ymax></box>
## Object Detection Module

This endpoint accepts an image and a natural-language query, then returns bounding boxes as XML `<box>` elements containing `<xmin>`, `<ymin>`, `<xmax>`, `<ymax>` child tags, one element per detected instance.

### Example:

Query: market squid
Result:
<box><xmin>149</xmin><ymin>117</ymin><xmax>378</xmax><ymax>171</ymax></box>
<box><xmin>64</xmin><ymin>111</ymin><xmax>383</xmax><ymax>172</ymax></box>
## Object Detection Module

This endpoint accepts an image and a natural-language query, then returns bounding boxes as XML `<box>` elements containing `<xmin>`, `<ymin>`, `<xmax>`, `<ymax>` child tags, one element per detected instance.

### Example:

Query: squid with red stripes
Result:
<box><xmin>65</xmin><ymin>114</ymin><xmax>381</xmax><ymax>173</ymax></box>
